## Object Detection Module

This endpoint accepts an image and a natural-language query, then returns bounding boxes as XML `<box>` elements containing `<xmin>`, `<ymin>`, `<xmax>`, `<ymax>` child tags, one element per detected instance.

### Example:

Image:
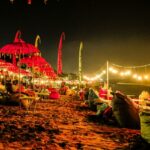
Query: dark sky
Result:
<box><xmin>1</xmin><ymin>0</ymin><xmax>150</xmax><ymax>75</ymax></box>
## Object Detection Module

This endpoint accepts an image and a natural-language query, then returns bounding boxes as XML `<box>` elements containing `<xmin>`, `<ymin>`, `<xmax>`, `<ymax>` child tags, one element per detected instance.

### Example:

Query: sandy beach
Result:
<box><xmin>0</xmin><ymin>95</ymin><xmax>141</xmax><ymax>150</ymax></box>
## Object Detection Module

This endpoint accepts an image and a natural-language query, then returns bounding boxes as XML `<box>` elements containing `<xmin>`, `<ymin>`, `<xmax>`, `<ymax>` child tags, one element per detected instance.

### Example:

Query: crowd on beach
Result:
<box><xmin>0</xmin><ymin>76</ymin><xmax>150</xmax><ymax>145</ymax></box>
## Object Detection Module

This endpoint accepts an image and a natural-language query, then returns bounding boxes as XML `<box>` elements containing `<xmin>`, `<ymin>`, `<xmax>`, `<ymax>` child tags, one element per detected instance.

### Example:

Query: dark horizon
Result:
<box><xmin>1</xmin><ymin>0</ymin><xmax>150</xmax><ymax>75</ymax></box>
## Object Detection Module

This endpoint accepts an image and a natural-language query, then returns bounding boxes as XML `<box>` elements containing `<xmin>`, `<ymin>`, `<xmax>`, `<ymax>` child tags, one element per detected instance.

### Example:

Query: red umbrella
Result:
<box><xmin>0</xmin><ymin>30</ymin><xmax>40</xmax><ymax>65</ymax></box>
<box><xmin>0</xmin><ymin>30</ymin><xmax>40</xmax><ymax>55</ymax></box>
<box><xmin>0</xmin><ymin>59</ymin><xmax>31</xmax><ymax>76</ymax></box>
<box><xmin>20</xmin><ymin>55</ymin><xmax>48</xmax><ymax>67</ymax></box>
<box><xmin>20</xmin><ymin>56</ymin><xmax>56</xmax><ymax>78</ymax></box>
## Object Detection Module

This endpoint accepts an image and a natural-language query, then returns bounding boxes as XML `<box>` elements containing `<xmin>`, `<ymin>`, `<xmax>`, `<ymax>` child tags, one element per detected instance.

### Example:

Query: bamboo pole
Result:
<box><xmin>106</xmin><ymin>60</ymin><xmax>109</xmax><ymax>99</ymax></box>
<box><xmin>79</xmin><ymin>42</ymin><xmax>83</xmax><ymax>88</ymax></box>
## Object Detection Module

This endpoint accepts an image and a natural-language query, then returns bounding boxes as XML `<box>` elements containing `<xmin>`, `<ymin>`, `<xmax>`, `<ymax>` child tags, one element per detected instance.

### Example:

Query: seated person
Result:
<box><xmin>86</xmin><ymin>88</ymin><xmax>99</xmax><ymax>110</ymax></box>
<box><xmin>84</xmin><ymin>87</ymin><xmax>89</xmax><ymax>100</ymax></box>
<box><xmin>59</xmin><ymin>85</ymin><xmax>68</xmax><ymax>95</ymax></box>
<box><xmin>79</xmin><ymin>87</ymin><xmax>85</xmax><ymax>101</ymax></box>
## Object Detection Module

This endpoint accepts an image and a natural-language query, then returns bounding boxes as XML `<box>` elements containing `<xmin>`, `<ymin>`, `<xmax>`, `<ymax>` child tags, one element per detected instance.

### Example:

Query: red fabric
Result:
<box><xmin>49</xmin><ymin>90</ymin><xmax>60</xmax><ymax>99</ymax></box>
<box><xmin>79</xmin><ymin>91</ymin><xmax>84</xmax><ymax>101</ymax></box>
<box><xmin>48</xmin><ymin>88</ymin><xmax>56</xmax><ymax>92</ymax></box>
<box><xmin>0</xmin><ymin>40</ymin><xmax>39</xmax><ymax>55</ymax></box>
<box><xmin>0</xmin><ymin>31</ymin><xmax>39</xmax><ymax>55</ymax></box>
<box><xmin>99</xmin><ymin>88</ymin><xmax>113</xmax><ymax>100</ymax></box>
<box><xmin>59</xmin><ymin>86</ymin><xmax>68</xmax><ymax>95</ymax></box>
<box><xmin>57</xmin><ymin>32</ymin><xmax>65</xmax><ymax>75</ymax></box>
<box><xmin>12</xmin><ymin>54</ymin><xmax>16</xmax><ymax>66</ymax></box>
<box><xmin>0</xmin><ymin>59</ymin><xmax>30</xmax><ymax>76</ymax></box>
<box><xmin>15</xmin><ymin>85</ymin><xmax>25</xmax><ymax>93</ymax></box>
<box><xmin>99</xmin><ymin>88</ymin><xmax>107</xmax><ymax>99</ymax></box>
<box><xmin>20</xmin><ymin>56</ymin><xmax>56</xmax><ymax>78</ymax></box>
<box><xmin>28</xmin><ymin>0</ymin><xmax>32</xmax><ymax>4</ymax></box>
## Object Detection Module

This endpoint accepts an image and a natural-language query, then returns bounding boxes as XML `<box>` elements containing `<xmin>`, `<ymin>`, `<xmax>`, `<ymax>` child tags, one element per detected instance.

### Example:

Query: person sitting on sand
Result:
<box><xmin>59</xmin><ymin>83</ymin><xmax>68</xmax><ymax>95</ymax></box>
<box><xmin>79</xmin><ymin>87</ymin><xmax>85</xmax><ymax>101</ymax></box>
<box><xmin>86</xmin><ymin>87</ymin><xmax>99</xmax><ymax>110</ymax></box>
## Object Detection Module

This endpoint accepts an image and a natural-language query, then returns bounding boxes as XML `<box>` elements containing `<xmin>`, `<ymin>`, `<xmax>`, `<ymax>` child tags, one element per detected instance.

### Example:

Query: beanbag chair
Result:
<box><xmin>49</xmin><ymin>89</ymin><xmax>60</xmax><ymax>99</ymax></box>
<box><xmin>112</xmin><ymin>91</ymin><xmax>140</xmax><ymax>129</ymax></box>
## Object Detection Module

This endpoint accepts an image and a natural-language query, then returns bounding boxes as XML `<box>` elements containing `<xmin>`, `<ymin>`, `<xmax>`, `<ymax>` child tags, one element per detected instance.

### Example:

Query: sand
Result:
<box><xmin>0</xmin><ymin>95</ymin><xmax>141</xmax><ymax>149</ymax></box>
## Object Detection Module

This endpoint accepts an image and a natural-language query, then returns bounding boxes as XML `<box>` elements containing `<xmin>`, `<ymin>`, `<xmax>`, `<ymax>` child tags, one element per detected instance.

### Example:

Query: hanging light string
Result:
<box><xmin>83</xmin><ymin>62</ymin><xmax>107</xmax><ymax>82</ymax></box>
<box><xmin>111</xmin><ymin>63</ymin><xmax>150</xmax><ymax>69</ymax></box>
<box><xmin>108</xmin><ymin>62</ymin><xmax>150</xmax><ymax>81</ymax></box>
<box><xmin>83</xmin><ymin>62</ymin><xmax>150</xmax><ymax>82</ymax></box>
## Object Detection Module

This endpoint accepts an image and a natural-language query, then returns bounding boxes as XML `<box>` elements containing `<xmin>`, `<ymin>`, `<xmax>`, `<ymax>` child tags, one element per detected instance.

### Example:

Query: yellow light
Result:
<box><xmin>137</xmin><ymin>76</ymin><xmax>142</xmax><ymax>81</ymax></box>
<box><xmin>125</xmin><ymin>70</ymin><xmax>131</xmax><ymax>75</ymax></box>
<box><xmin>133</xmin><ymin>74</ymin><xmax>137</xmax><ymax>78</ymax></box>
<box><xmin>109</xmin><ymin>67</ymin><xmax>113</xmax><ymax>71</ymax></box>
<box><xmin>95</xmin><ymin>75</ymin><xmax>100</xmax><ymax>78</ymax></box>
<box><xmin>102</xmin><ymin>70</ymin><xmax>106</xmax><ymax>74</ymax></box>
<box><xmin>109</xmin><ymin>67</ymin><xmax>118</xmax><ymax>74</ymax></box>
<box><xmin>144</xmin><ymin>75</ymin><xmax>149</xmax><ymax>80</ymax></box>
<box><xmin>112</xmin><ymin>69</ymin><xmax>118</xmax><ymax>74</ymax></box>
<box><xmin>120</xmin><ymin>72</ymin><xmax>125</xmax><ymax>76</ymax></box>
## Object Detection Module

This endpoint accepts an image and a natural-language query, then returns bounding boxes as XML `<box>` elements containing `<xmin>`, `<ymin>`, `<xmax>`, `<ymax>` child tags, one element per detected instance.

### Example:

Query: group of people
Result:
<box><xmin>78</xmin><ymin>83</ymin><xmax>113</xmax><ymax>121</ymax></box>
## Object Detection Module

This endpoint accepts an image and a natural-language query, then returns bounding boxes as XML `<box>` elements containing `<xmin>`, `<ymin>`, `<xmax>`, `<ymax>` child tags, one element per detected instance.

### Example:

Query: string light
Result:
<box><xmin>112</xmin><ymin>63</ymin><xmax>150</xmax><ymax>69</ymax></box>
<box><xmin>83</xmin><ymin>70</ymin><xmax>106</xmax><ymax>82</ymax></box>
<box><xmin>144</xmin><ymin>75</ymin><xmax>149</xmax><ymax>80</ymax></box>
<box><xmin>109</xmin><ymin>62</ymin><xmax>150</xmax><ymax>81</ymax></box>
<box><xmin>84</xmin><ymin>62</ymin><xmax>150</xmax><ymax>83</ymax></box>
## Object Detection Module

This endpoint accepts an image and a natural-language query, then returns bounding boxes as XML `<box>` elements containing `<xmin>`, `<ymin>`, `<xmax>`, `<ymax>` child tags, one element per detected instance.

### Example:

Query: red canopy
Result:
<box><xmin>20</xmin><ymin>55</ymin><xmax>47</xmax><ymax>67</ymax></box>
<box><xmin>0</xmin><ymin>31</ymin><xmax>40</xmax><ymax>55</ymax></box>
<box><xmin>0</xmin><ymin>59</ymin><xmax>30</xmax><ymax>76</ymax></box>
<box><xmin>19</xmin><ymin>56</ymin><xmax>56</xmax><ymax>78</ymax></box>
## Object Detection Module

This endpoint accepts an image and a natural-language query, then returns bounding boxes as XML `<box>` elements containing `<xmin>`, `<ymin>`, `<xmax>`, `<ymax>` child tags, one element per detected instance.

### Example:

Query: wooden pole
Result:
<box><xmin>106</xmin><ymin>60</ymin><xmax>109</xmax><ymax>99</ymax></box>
<box><xmin>79</xmin><ymin>42</ymin><xmax>83</xmax><ymax>88</ymax></box>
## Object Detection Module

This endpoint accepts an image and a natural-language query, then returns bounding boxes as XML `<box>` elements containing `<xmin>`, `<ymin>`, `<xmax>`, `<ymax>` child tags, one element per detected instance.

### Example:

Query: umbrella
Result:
<box><xmin>0</xmin><ymin>59</ymin><xmax>31</xmax><ymax>76</ymax></box>
<box><xmin>19</xmin><ymin>55</ymin><xmax>56</xmax><ymax>78</ymax></box>
<box><xmin>0</xmin><ymin>30</ymin><xmax>40</xmax><ymax>65</ymax></box>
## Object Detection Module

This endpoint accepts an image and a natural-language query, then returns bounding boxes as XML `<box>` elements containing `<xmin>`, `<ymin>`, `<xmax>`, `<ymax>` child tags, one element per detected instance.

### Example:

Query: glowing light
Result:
<box><xmin>120</xmin><ymin>72</ymin><xmax>125</xmax><ymax>76</ymax></box>
<box><xmin>144</xmin><ymin>75</ymin><xmax>149</xmax><ymax>80</ymax></box>
<box><xmin>137</xmin><ymin>76</ymin><xmax>142</xmax><ymax>81</ymax></box>
<box><xmin>102</xmin><ymin>70</ymin><xmax>106</xmax><ymax>74</ymax></box>
<box><xmin>109</xmin><ymin>67</ymin><xmax>118</xmax><ymax>74</ymax></box>
<box><xmin>133</xmin><ymin>74</ymin><xmax>137</xmax><ymax>78</ymax></box>
<box><xmin>124</xmin><ymin>70</ymin><xmax>131</xmax><ymax>75</ymax></box>
<box><xmin>109</xmin><ymin>67</ymin><xmax>113</xmax><ymax>71</ymax></box>
<box><xmin>83</xmin><ymin>72</ymin><xmax>104</xmax><ymax>82</ymax></box>
<box><xmin>112</xmin><ymin>69</ymin><xmax>118</xmax><ymax>74</ymax></box>
<box><xmin>0</xmin><ymin>75</ymin><xmax>4</xmax><ymax>79</ymax></box>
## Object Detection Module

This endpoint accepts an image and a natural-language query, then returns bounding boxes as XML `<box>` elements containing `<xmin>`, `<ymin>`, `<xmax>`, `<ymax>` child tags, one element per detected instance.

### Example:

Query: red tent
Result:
<box><xmin>0</xmin><ymin>30</ymin><xmax>40</xmax><ymax>65</ymax></box>
<box><xmin>0</xmin><ymin>59</ymin><xmax>30</xmax><ymax>76</ymax></box>
<box><xmin>19</xmin><ymin>56</ymin><xmax>56</xmax><ymax>78</ymax></box>
<box><xmin>0</xmin><ymin>30</ymin><xmax>39</xmax><ymax>54</ymax></box>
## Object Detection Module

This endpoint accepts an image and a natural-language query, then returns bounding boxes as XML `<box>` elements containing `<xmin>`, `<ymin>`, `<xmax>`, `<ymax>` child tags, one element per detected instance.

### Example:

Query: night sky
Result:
<box><xmin>1</xmin><ymin>0</ymin><xmax>150</xmax><ymax>75</ymax></box>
